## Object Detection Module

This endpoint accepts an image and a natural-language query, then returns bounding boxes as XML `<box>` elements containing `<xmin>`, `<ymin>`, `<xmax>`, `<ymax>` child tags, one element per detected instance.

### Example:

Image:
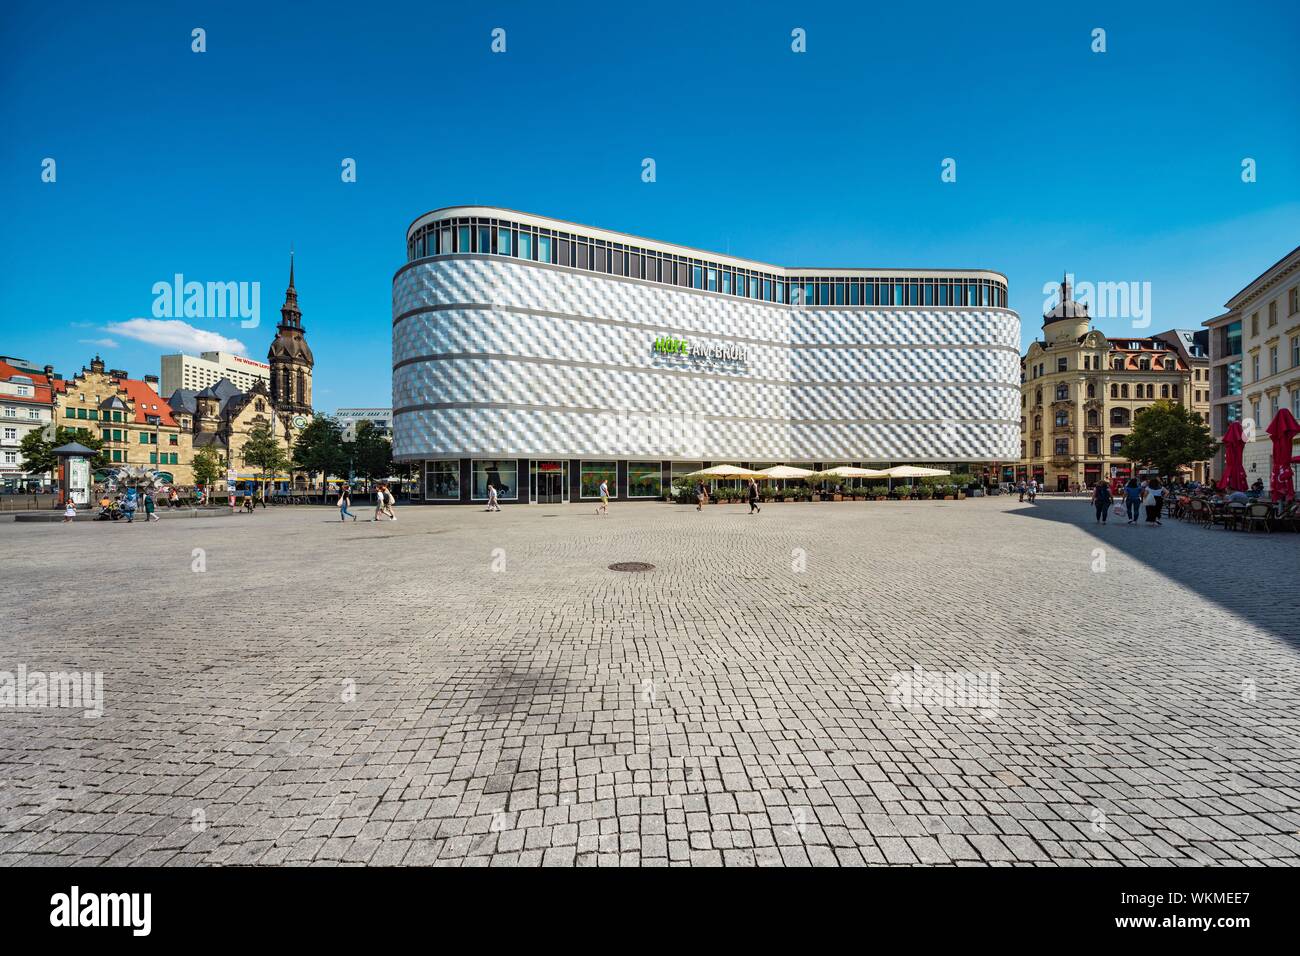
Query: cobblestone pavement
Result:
<box><xmin>2</xmin><ymin>496</ymin><xmax>1298</xmax><ymax>867</ymax></box>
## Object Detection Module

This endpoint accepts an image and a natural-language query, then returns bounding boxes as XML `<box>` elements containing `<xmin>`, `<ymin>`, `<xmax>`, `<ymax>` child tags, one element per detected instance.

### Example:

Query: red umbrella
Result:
<box><xmin>1221</xmin><ymin>421</ymin><xmax>1249</xmax><ymax>492</ymax></box>
<box><xmin>1265</xmin><ymin>408</ymin><xmax>1300</xmax><ymax>502</ymax></box>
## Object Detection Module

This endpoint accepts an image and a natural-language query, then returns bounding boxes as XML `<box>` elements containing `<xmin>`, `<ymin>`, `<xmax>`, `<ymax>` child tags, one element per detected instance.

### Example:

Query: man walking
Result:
<box><xmin>748</xmin><ymin>476</ymin><xmax>761</xmax><ymax>515</ymax></box>
<box><xmin>486</xmin><ymin>482</ymin><xmax>500</xmax><ymax>512</ymax></box>
<box><xmin>338</xmin><ymin>485</ymin><xmax>357</xmax><ymax>521</ymax></box>
<box><xmin>597</xmin><ymin>477</ymin><xmax>609</xmax><ymax>515</ymax></box>
<box><xmin>144</xmin><ymin>489</ymin><xmax>160</xmax><ymax>522</ymax></box>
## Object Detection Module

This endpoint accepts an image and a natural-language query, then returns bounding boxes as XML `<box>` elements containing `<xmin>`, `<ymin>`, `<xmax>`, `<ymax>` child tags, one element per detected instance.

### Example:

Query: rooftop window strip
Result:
<box><xmin>409</xmin><ymin>214</ymin><xmax>1007</xmax><ymax>305</ymax></box>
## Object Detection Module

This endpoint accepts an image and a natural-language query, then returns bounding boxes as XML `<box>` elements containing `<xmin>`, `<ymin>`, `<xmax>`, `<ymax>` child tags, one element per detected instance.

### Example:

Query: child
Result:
<box><xmin>63</xmin><ymin>500</ymin><xmax>77</xmax><ymax>523</ymax></box>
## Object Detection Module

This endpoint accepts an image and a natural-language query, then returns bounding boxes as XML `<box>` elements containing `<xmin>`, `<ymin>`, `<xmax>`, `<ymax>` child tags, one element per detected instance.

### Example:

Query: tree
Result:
<box><xmin>292</xmin><ymin>415</ymin><xmax>346</xmax><ymax>499</ymax></box>
<box><xmin>1118</xmin><ymin>400</ymin><xmax>1219</xmax><ymax>480</ymax></box>
<box><xmin>240</xmin><ymin>424</ymin><xmax>291</xmax><ymax>500</ymax></box>
<box><xmin>347</xmin><ymin>420</ymin><xmax>393</xmax><ymax>482</ymax></box>
<box><xmin>18</xmin><ymin>425</ymin><xmax>109</xmax><ymax>476</ymax></box>
<box><xmin>191</xmin><ymin>447</ymin><xmax>224</xmax><ymax>490</ymax></box>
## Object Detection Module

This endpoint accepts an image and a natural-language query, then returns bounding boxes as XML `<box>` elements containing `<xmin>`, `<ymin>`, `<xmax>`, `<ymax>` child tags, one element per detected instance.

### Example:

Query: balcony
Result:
<box><xmin>1050</xmin><ymin>455</ymin><xmax>1074</xmax><ymax>468</ymax></box>
<box><xmin>1052</xmin><ymin>422</ymin><xmax>1073</xmax><ymax>434</ymax></box>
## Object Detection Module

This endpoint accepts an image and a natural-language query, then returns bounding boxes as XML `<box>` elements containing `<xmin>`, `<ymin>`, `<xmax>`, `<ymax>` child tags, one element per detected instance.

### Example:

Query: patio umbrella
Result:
<box><xmin>1265</xmin><ymin>408</ymin><xmax>1300</xmax><ymax>502</ymax></box>
<box><xmin>754</xmin><ymin>465</ymin><xmax>817</xmax><ymax>480</ymax></box>
<box><xmin>882</xmin><ymin>466</ymin><xmax>951</xmax><ymax>478</ymax></box>
<box><xmin>681</xmin><ymin>464</ymin><xmax>762</xmax><ymax>479</ymax></box>
<box><xmin>1221</xmin><ymin>421</ymin><xmax>1248</xmax><ymax>492</ymax></box>
<box><xmin>818</xmin><ymin>466</ymin><xmax>890</xmax><ymax>479</ymax></box>
<box><xmin>881</xmin><ymin>465</ymin><xmax>950</xmax><ymax>491</ymax></box>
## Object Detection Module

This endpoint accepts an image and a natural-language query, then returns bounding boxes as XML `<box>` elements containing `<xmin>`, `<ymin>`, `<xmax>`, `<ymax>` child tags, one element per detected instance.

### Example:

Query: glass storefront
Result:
<box><xmin>471</xmin><ymin>459</ymin><xmax>518</xmax><ymax>500</ymax></box>
<box><xmin>580</xmin><ymin>460</ymin><xmax>616</xmax><ymax>499</ymax></box>
<box><xmin>425</xmin><ymin>459</ymin><xmax>460</xmax><ymax>500</ymax></box>
<box><xmin>627</xmin><ymin>461</ymin><xmax>661</xmax><ymax>498</ymax></box>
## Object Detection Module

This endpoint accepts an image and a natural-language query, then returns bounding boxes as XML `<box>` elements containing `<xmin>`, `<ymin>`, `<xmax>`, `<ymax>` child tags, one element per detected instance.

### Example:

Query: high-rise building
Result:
<box><xmin>160</xmin><ymin>350</ymin><xmax>270</xmax><ymax>396</ymax></box>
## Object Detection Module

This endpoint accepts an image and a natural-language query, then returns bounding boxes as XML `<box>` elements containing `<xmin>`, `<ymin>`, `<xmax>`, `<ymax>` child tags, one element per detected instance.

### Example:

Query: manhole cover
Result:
<box><xmin>608</xmin><ymin>562</ymin><xmax>655</xmax><ymax>573</ymax></box>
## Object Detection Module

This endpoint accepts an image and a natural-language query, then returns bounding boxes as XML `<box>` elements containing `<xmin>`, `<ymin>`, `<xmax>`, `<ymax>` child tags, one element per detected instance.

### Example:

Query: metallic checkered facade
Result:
<box><xmin>393</xmin><ymin>255</ymin><xmax>1021</xmax><ymax>462</ymax></box>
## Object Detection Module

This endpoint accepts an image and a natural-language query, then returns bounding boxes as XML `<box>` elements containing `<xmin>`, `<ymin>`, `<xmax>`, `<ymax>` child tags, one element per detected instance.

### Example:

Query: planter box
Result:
<box><xmin>832</xmin><ymin>494</ymin><xmax>843</xmax><ymax>502</ymax></box>
<box><xmin>944</xmin><ymin>495</ymin><xmax>955</xmax><ymax>500</ymax></box>
<box><xmin>875</xmin><ymin>496</ymin><xmax>887</xmax><ymax>501</ymax></box>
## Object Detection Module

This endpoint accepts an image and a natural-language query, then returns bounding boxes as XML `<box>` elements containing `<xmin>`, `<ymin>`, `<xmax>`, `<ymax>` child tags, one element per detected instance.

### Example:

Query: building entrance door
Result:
<box><xmin>533</xmin><ymin>461</ymin><xmax>566</xmax><ymax>503</ymax></box>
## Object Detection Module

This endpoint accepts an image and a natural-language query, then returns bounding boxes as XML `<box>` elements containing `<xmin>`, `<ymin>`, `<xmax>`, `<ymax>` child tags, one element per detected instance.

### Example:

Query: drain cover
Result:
<box><xmin>608</xmin><ymin>562</ymin><xmax>654</xmax><ymax>573</ymax></box>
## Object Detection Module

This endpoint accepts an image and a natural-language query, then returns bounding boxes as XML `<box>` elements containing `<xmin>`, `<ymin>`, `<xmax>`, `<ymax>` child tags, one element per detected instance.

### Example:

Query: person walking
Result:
<box><xmin>1142</xmin><ymin>478</ymin><xmax>1161</xmax><ymax>527</ymax></box>
<box><xmin>144</xmin><ymin>490</ymin><xmax>159</xmax><ymax>521</ymax></box>
<box><xmin>1091</xmin><ymin>479</ymin><xmax>1113</xmax><ymax>525</ymax></box>
<box><xmin>1152</xmin><ymin>478</ymin><xmax>1165</xmax><ymax>526</ymax></box>
<box><xmin>338</xmin><ymin>485</ymin><xmax>357</xmax><ymax>521</ymax></box>
<box><xmin>381</xmin><ymin>484</ymin><xmax>397</xmax><ymax>521</ymax></box>
<box><xmin>597</xmin><ymin>477</ymin><xmax>609</xmax><ymax>515</ymax></box>
<box><xmin>486</xmin><ymin>482</ymin><xmax>500</xmax><ymax>512</ymax></box>
<box><xmin>1027</xmin><ymin>479</ymin><xmax>1037</xmax><ymax>503</ymax></box>
<box><xmin>748</xmin><ymin>476</ymin><xmax>761</xmax><ymax>515</ymax></box>
<box><xmin>123</xmin><ymin>488</ymin><xmax>137</xmax><ymax>523</ymax></box>
<box><xmin>63</xmin><ymin>499</ymin><xmax>77</xmax><ymax>523</ymax></box>
<box><xmin>1017</xmin><ymin>480</ymin><xmax>1026</xmax><ymax>502</ymax></box>
<box><xmin>696</xmin><ymin>482</ymin><xmax>707</xmax><ymax>512</ymax></box>
<box><xmin>1123</xmin><ymin>477</ymin><xmax>1141</xmax><ymax>524</ymax></box>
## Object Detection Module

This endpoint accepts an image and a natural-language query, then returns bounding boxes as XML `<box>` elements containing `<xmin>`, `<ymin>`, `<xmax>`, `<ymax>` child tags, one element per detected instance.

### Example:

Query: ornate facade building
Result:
<box><xmin>1019</xmin><ymin>276</ymin><xmax>1208</xmax><ymax>490</ymax></box>
<box><xmin>166</xmin><ymin>257</ymin><xmax>315</xmax><ymax>485</ymax></box>
<box><xmin>54</xmin><ymin>356</ymin><xmax>192</xmax><ymax>483</ymax></box>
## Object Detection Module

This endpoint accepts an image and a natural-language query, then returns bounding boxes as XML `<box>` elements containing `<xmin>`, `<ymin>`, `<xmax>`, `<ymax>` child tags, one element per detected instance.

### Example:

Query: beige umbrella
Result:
<box><xmin>755</xmin><ymin>464</ymin><xmax>817</xmax><ymax>480</ymax></box>
<box><xmin>882</xmin><ymin>464</ymin><xmax>951</xmax><ymax>491</ymax></box>
<box><xmin>882</xmin><ymin>466</ymin><xmax>950</xmax><ymax>478</ymax></box>
<box><xmin>682</xmin><ymin>464</ymin><xmax>763</xmax><ymax>479</ymax></box>
<box><xmin>818</xmin><ymin>465</ymin><xmax>890</xmax><ymax>479</ymax></box>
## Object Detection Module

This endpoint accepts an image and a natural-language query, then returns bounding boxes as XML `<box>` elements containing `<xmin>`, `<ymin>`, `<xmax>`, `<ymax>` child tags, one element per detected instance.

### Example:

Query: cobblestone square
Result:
<box><xmin>1</xmin><ymin>497</ymin><xmax>1298</xmax><ymax>866</ymax></box>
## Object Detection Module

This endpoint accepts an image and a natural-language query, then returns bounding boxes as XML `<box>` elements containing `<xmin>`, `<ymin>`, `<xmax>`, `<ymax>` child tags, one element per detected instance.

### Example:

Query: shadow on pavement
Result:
<box><xmin>1006</xmin><ymin>495</ymin><xmax>1300</xmax><ymax>647</ymax></box>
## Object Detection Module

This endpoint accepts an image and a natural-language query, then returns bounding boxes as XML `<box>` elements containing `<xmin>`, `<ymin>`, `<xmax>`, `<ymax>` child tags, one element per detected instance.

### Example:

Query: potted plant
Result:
<box><xmin>916</xmin><ymin>484</ymin><xmax>934</xmax><ymax>500</ymax></box>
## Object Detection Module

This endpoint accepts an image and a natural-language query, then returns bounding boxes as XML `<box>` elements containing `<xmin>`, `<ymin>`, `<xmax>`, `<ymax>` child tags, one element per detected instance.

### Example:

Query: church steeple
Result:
<box><xmin>280</xmin><ymin>251</ymin><xmax>301</xmax><ymax>329</ymax></box>
<box><xmin>267</xmin><ymin>249</ymin><xmax>314</xmax><ymax>419</ymax></box>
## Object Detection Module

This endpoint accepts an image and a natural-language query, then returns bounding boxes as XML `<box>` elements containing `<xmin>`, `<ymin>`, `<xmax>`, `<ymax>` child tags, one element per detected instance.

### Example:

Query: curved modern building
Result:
<box><xmin>393</xmin><ymin>206</ymin><xmax>1020</xmax><ymax>504</ymax></box>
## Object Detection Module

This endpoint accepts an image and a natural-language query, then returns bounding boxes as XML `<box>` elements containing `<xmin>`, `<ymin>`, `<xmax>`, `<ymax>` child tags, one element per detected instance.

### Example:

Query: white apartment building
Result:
<box><xmin>0</xmin><ymin>356</ymin><xmax>55</xmax><ymax>487</ymax></box>
<box><xmin>1205</xmin><ymin>246</ymin><xmax>1300</xmax><ymax>488</ymax></box>
<box><xmin>161</xmin><ymin>350</ymin><xmax>271</xmax><ymax>396</ymax></box>
<box><xmin>335</xmin><ymin>408</ymin><xmax>393</xmax><ymax>441</ymax></box>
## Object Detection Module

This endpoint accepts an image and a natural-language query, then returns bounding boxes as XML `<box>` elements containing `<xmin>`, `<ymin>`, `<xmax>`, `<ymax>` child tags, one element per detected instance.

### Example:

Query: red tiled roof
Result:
<box><xmin>114</xmin><ymin>377</ymin><xmax>177</xmax><ymax>427</ymax></box>
<box><xmin>0</xmin><ymin>359</ymin><xmax>56</xmax><ymax>404</ymax></box>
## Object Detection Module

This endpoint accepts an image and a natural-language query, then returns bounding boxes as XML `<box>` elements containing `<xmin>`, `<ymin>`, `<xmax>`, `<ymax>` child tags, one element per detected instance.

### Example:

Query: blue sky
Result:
<box><xmin>1</xmin><ymin>0</ymin><xmax>1296</xmax><ymax>409</ymax></box>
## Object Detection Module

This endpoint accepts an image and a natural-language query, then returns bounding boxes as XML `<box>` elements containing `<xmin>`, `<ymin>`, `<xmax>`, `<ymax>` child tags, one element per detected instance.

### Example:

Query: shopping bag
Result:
<box><xmin>1112</xmin><ymin>504</ymin><xmax>1125</xmax><ymax>518</ymax></box>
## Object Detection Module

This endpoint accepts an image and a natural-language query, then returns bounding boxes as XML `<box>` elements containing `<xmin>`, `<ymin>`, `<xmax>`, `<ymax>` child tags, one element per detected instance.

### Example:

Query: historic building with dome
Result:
<box><xmin>1018</xmin><ymin>275</ymin><xmax>1210</xmax><ymax>490</ymax></box>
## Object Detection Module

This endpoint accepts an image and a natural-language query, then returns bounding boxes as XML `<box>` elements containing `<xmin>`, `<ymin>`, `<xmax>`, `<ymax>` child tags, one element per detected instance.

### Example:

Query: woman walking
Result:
<box><xmin>1091</xmin><ymin>479</ymin><xmax>1112</xmax><ymax>525</ymax></box>
<box><xmin>1142</xmin><ymin>478</ymin><xmax>1162</xmax><ymax>527</ymax></box>
<box><xmin>696</xmin><ymin>482</ymin><xmax>707</xmax><ymax>512</ymax></box>
<box><xmin>1123</xmin><ymin>477</ymin><xmax>1142</xmax><ymax>524</ymax></box>
<box><xmin>748</xmin><ymin>477</ymin><xmax>761</xmax><ymax>515</ymax></box>
<box><xmin>144</xmin><ymin>490</ymin><xmax>159</xmax><ymax>522</ymax></box>
<box><xmin>338</xmin><ymin>485</ymin><xmax>357</xmax><ymax>521</ymax></box>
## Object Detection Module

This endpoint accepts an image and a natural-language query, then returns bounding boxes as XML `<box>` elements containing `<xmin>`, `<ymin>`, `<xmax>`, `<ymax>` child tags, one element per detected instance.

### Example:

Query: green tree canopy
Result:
<box><xmin>241</xmin><ymin>423</ymin><xmax>291</xmax><ymax>481</ymax></box>
<box><xmin>19</xmin><ymin>425</ymin><xmax>109</xmax><ymax>475</ymax></box>
<box><xmin>347</xmin><ymin>420</ymin><xmax>393</xmax><ymax>481</ymax></box>
<box><xmin>292</xmin><ymin>415</ymin><xmax>347</xmax><ymax>486</ymax></box>
<box><xmin>1118</xmin><ymin>400</ymin><xmax>1219</xmax><ymax>479</ymax></box>
<box><xmin>191</xmin><ymin>447</ymin><xmax>225</xmax><ymax>488</ymax></box>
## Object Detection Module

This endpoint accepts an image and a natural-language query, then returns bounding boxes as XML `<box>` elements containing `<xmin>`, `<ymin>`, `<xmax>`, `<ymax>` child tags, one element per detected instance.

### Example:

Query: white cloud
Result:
<box><xmin>106</xmin><ymin>319</ymin><xmax>247</xmax><ymax>355</ymax></box>
<box><xmin>78</xmin><ymin>337</ymin><xmax>119</xmax><ymax>348</ymax></box>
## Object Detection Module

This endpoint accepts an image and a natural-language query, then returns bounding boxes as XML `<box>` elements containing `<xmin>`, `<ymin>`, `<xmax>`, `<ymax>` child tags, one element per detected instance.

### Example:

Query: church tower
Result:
<box><xmin>267</xmin><ymin>252</ymin><xmax>314</xmax><ymax>417</ymax></box>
